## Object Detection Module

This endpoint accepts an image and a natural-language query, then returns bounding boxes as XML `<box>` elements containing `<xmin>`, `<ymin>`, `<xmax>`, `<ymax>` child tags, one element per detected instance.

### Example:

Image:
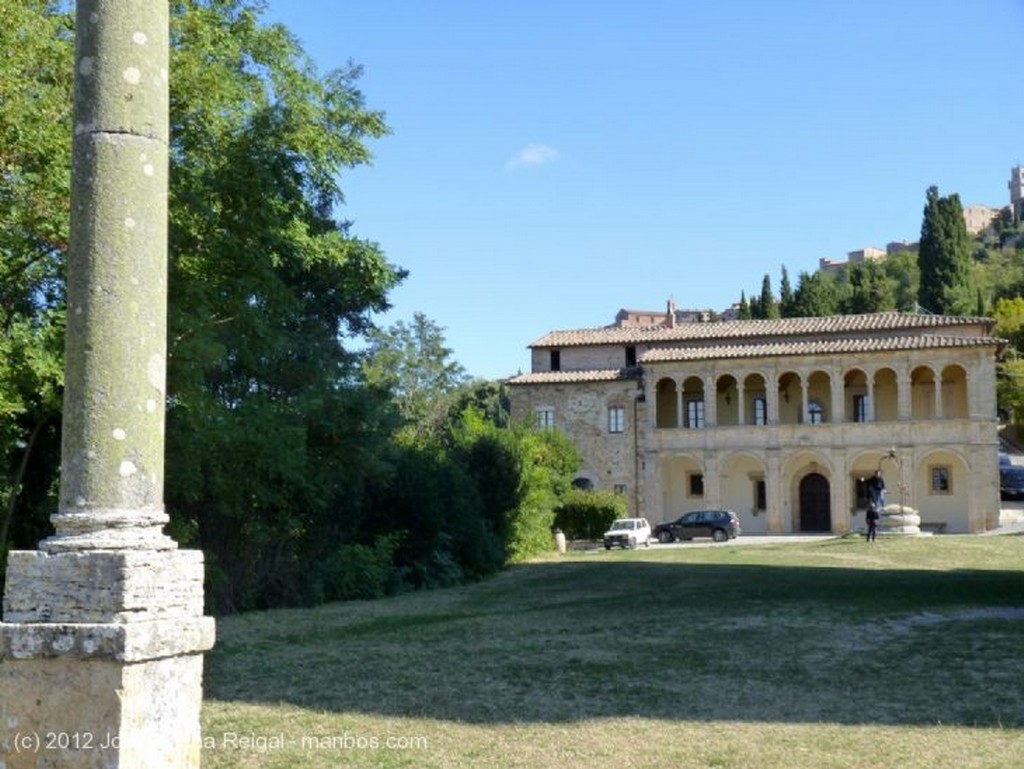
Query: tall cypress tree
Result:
<box><xmin>918</xmin><ymin>185</ymin><xmax>974</xmax><ymax>315</ymax></box>
<box><xmin>779</xmin><ymin>265</ymin><xmax>795</xmax><ymax>317</ymax></box>
<box><xmin>760</xmin><ymin>274</ymin><xmax>779</xmax><ymax>319</ymax></box>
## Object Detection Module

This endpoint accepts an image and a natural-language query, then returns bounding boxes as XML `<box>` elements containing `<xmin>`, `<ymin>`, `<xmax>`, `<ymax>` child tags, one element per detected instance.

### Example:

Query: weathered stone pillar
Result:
<box><xmin>0</xmin><ymin>2</ymin><xmax>214</xmax><ymax>767</ymax></box>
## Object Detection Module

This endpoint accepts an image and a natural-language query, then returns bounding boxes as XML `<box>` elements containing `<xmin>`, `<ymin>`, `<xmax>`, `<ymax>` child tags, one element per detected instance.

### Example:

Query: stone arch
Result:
<box><xmin>572</xmin><ymin>471</ymin><xmax>600</xmax><ymax>491</ymax></box>
<box><xmin>681</xmin><ymin>376</ymin><xmax>705</xmax><ymax>428</ymax></box>
<box><xmin>941</xmin><ymin>363</ymin><xmax>969</xmax><ymax>419</ymax></box>
<box><xmin>848</xmin><ymin>449</ymin><xmax>895</xmax><ymax>513</ymax></box>
<box><xmin>655</xmin><ymin>377</ymin><xmax>678</xmax><ymax>428</ymax></box>
<box><xmin>777</xmin><ymin>370</ymin><xmax>802</xmax><ymax>425</ymax></box>
<box><xmin>742</xmin><ymin>371</ymin><xmax>768</xmax><ymax>426</ymax></box>
<box><xmin>843</xmin><ymin>367</ymin><xmax>870</xmax><ymax>423</ymax></box>
<box><xmin>806</xmin><ymin>370</ymin><xmax>832</xmax><ymax>423</ymax></box>
<box><xmin>911</xmin><ymin>365</ymin><xmax>938</xmax><ymax>419</ymax></box>
<box><xmin>873</xmin><ymin>367</ymin><xmax>899</xmax><ymax>422</ymax></box>
<box><xmin>659</xmin><ymin>453</ymin><xmax>705</xmax><ymax>518</ymax></box>
<box><xmin>716</xmin><ymin>373</ymin><xmax>739</xmax><ymax>427</ymax></box>
<box><xmin>719</xmin><ymin>451</ymin><xmax>769</xmax><ymax>534</ymax></box>
<box><xmin>799</xmin><ymin>472</ymin><xmax>832</xmax><ymax>532</ymax></box>
<box><xmin>783</xmin><ymin>451</ymin><xmax>833</xmax><ymax>533</ymax></box>
<box><xmin>915</xmin><ymin>447</ymin><xmax>970</xmax><ymax>532</ymax></box>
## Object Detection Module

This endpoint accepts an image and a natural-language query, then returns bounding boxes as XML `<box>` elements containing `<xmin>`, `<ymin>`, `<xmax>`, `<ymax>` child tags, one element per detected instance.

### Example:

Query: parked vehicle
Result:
<box><xmin>999</xmin><ymin>451</ymin><xmax>1011</xmax><ymax>468</ymax></box>
<box><xmin>1000</xmin><ymin>465</ymin><xmax>1024</xmax><ymax>499</ymax></box>
<box><xmin>653</xmin><ymin>510</ymin><xmax>741</xmax><ymax>543</ymax></box>
<box><xmin>603</xmin><ymin>518</ymin><xmax>652</xmax><ymax>550</ymax></box>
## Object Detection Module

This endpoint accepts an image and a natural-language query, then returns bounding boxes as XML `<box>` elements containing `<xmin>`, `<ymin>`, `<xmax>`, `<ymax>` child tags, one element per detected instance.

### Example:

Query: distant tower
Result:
<box><xmin>1009</xmin><ymin>165</ymin><xmax>1024</xmax><ymax>223</ymax></box>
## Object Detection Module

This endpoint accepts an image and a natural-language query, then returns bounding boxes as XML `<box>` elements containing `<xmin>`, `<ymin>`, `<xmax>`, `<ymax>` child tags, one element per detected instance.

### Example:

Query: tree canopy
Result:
<box><xmin>0</xmin><ymin>0</ymin><xmax>576</xmax><ymax>612</ymax></box>
<box><xmin>918</xmin><ymin>185</ymin><xmax>975</xmax><ymax>315</ymax></box>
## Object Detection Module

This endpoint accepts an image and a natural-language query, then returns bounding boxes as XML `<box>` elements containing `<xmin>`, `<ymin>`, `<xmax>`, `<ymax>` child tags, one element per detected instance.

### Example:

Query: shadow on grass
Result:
<box><xmin>205</xmin><ymin>542</ymin><xmax>1024</xmax><ymax>728</ymax></box>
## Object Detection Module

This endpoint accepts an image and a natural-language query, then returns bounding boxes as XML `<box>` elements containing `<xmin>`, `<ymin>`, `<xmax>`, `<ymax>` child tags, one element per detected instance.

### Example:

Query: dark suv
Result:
<box><xmin>1000</xmin><ymin>464</ymin><xmax>1024</xmax><ymax>499</ymax></box>
<box><xmin>653</xmin><ymin>510</ymin><xmax>741</xmax><ymax>543</ymax></box>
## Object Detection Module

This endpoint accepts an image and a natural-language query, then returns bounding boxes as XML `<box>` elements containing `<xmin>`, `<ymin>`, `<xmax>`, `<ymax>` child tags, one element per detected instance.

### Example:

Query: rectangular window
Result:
<box><xmin>853</xmin><ymin>394</ymin><xmax>869</xmax><ymax>423</ymax></box>
<box><xmin>686</xmin><ymin>399</ymin><xmax>705</xmax><ymax>429</ymax></box>
<box><xmin>753</xmin><ymin>397</ymin><xmax>767</xmax><ymax>426</ymax></box>
<box><xmin>755</xmin><ymin>479</ymin><xmax>766</xmax><ymax>510</ymax></box>
<box><xmin>613</xmin><ymin>483</ymin><xmax>627</xmax><ymax>495</ymax></box>
<box><xmin>689</xmin><ymin>473</ymin><xmax>704</xmax><ymax>497</ymax></box>
<box><xmin>930</xmin><ymin>465</ymin><xmax>951</xmax><ymax>494</ymax></box>
<box><xmin>550</xmin><ymin>350</ymin><xmax>561</xmax><ymax>372</ymax></box>
<box><xmin>536</xmin><ymin>407</ymin><xmax>554</xmax><ymax>430</ymax></box>
<box><xmin>608</xmin><ymin>405</ymin><xmax>625</xmax><ymax>433</ymax></box>
<box><xmin>625</xmin><ymin>346</ymin><xmax>637</xmax><ymax>367</ymax></box>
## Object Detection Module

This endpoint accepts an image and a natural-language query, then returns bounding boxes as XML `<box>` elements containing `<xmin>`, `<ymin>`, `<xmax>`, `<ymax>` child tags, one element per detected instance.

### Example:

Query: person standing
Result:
<box><xmin>870</xmin><ymin>470</ymin><xmax>886</xmax><ymax>510</ymax></box>
<box><xmin>865</xmin><ymin>503</ymin><xmax>879</xmax><ymax>542</ymax></box>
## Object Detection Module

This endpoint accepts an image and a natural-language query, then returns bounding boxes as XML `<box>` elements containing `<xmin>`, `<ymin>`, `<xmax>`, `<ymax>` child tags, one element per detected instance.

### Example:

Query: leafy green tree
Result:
<box><xmin>790</xmin><ymin>270</ymin><xmax>839</xmax><ymax>317</ymax></box>
<box><xmin>504</xmin><ymin>424</ymin><xmax>579</xmax><ymax>561</ymax></box>
<box><xmin>362</xmin><ymin>312</ymin><xmax>470</xmax><ymax>435</ymax></box>
<box><xmin>162</xmin><ymin>0</ymin><xmax>405</xmax><ymax>610</ymax></box>
<box><xmin>838</xmin><ymin>260</ymin><xmax>896</xmax><ymax>314</ymax></box>
<box><xmin>0</xmin><ymin>1</ymin><xmax>74</xmax><ymax>566</ymax></box>
<box><xmin>883</xmin><ymin>250</ymin><xmax>921</xmax><ymax>311</ymax></box>
<box><xmin>0</xmin><ymin>0</ymin><xmax>407</xmax><ymax>609</ymax></box>
<box><xmin>918</xmin><ymin>185</ymin><xmax>975</xmax><ymax>315</ymax></box>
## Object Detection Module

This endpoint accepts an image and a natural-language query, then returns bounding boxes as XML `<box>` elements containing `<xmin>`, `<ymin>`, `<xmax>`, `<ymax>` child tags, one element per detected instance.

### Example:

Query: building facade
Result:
<box><xmin>508</xmin><ymin>311</ymin><xmax>1004</xmax><ymax>534</ymax></box>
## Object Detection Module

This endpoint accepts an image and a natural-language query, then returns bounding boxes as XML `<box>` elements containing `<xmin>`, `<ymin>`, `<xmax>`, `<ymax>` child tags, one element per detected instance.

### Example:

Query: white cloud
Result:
<box><xmin>505</xmin><ymin>143</ymin><xmax>559</xmax><ymax>171</ymax></box>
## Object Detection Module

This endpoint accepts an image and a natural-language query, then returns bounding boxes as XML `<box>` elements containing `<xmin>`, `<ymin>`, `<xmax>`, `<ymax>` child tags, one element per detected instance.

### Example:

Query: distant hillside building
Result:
<box><xmin>1010</xmin><ymin>165</ymin><xmax>1024</xmax><ymax>223</ymax></box>
<box><xmin>886</xmin><ymin>241</ymin><xmax>919</xmax><ymax>255</ymax></box>
<box><xmin>508</xmin><ymin>309</ymin><xmax>1005</xmax><ymax>535</ymax></box>
<box><xmin>818</xmin><ymin>246</ymin><xmax>886</xmax><ymax>275</ymax></box>
<box><xmin>963</xmin><ymin>205</ymin><xmax>1001</xmax><ymax>235</ymax></box>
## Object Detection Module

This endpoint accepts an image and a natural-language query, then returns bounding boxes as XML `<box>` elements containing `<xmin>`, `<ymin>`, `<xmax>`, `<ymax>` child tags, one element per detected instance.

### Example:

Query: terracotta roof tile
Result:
<box><xmin>529</xmin><ymin>312</ymin><xmax>994</xmax><ymax>348</ymax></box>
<box><xmin>506</xmin><ymin>368</ymin><xmax>641</xmax><ymax>385</ymax></box>
<box><xmin>640</xmin><ymin>334</ymin><xmax>1004</xmax><ymax>364</ymax></box>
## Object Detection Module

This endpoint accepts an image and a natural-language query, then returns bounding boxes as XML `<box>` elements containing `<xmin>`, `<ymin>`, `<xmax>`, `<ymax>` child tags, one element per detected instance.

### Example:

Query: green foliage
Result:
<box><xmin>737</xmin><ymin>291</ymin><xmax>751</xmax><ymax>320</ymax></box>
<box><xmin>554</xmin><ymin>488</ymin><xmax>627</xmax><ymax>540</ymax></box>
<box><xmin>311</xmin><ymin>533</ymin><xmax>403</xmax><ymax>603</ymax></box>
<box><xmin>789</xmin><ymin>270</ymin><xmax>840</xmax><ymax>317</ymax></box>
<box><xmin>759</xmin><ymin>274</ymin><xmax>779</xmax><ymax>319</ymax></box>
<box><xmin>882</xmin><ymin>250</ymin><xmax>921</xmax><ymax>311</ymax></box>
<box><xmin>362</xmin><ymin>312</ymin><xmax>470</xmax><ymax>436</ymax></box>
<box><xmin>779</xmin><ymin>266</ymin><xmax>796</xmax><ymax>317</ymax></box>
<box><xmin>505</xmin><ymin>426</ymin><xmax>579</xmax><ymax>561</ymax></box>
<box><xmin>918</xmin><ymin>186</ymin><xmax>975</xmax><ymax>315</ymax></box>
<box><xmin>836</xmin><ymin>260</ymin><xmax>897</xmax><ymax>314</ymax></box>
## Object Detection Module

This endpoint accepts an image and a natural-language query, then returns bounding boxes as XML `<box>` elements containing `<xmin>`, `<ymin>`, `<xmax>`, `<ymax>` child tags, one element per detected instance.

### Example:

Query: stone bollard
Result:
<box><xmin>554</xmin><ymin>530</ymin><xmax>567</xmax><ymax>554</ymax></box>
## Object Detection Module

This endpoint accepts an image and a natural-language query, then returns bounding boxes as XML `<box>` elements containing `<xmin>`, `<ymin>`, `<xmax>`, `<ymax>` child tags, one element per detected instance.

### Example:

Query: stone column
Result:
<box><xmin>0</xmin><ymin>3</ymin><xmax>214</xmax><ymax>768</ymax></box>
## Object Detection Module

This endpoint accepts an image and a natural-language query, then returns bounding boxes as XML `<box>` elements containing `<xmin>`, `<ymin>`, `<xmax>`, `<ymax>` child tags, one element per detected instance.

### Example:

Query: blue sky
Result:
<box><xmin>261</xmin><ymin>0</ymin><xmax>1024</xmax><ymax>380</ymax></box>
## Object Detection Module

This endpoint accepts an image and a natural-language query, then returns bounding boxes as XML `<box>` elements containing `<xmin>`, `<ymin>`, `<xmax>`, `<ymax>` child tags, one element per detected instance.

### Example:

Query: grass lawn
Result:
<box><xmin>201</xmin><ymin>535</ymin><xmax>1024</xmax><ymax>768</ymax></box>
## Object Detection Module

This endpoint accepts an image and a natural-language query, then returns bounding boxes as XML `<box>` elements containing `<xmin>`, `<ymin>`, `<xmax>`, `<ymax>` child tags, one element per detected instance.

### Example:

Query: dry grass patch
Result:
<box><xmin>202</xmin><ymin>536</ymin><xmax>1024</xmax><ymax>768</ymax></box>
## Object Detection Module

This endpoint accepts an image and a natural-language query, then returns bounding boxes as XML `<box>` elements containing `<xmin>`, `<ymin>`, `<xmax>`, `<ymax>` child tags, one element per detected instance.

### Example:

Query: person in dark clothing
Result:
<box><xmin>865</xmin><ymin>503</ymin><xmax>879</xmax><ymax>542</ymax></box>
<box><xmin>869</xmin><ymin>470</ymin><xmax>886</xmax><ymax>510</ymax></box>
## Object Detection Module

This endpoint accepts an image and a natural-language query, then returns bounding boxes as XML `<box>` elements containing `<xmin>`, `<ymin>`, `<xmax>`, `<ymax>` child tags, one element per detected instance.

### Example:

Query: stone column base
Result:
<box><xmin>0</xmin><ymin>646</ymin><xmax>210</xmax><ymax>768</ymax></box>
<box><xmin>1</xmin><ymin>549</ymin><xmax>215</xmax><ymax>768</ymax></box>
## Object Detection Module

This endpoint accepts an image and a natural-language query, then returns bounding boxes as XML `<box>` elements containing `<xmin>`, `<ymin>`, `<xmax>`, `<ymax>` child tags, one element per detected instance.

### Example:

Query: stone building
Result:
<box><xmin>507</xmin><ymin>310</ymin><xmax>1005</xmax><ymax>535</ymax></box>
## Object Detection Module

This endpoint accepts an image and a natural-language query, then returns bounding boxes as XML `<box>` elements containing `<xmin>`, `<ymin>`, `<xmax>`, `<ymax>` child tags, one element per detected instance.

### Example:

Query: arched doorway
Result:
<box><xmin>799</xmin><ymin>473</ymin><xmax>831</xmax><ymax>532</ymax></box>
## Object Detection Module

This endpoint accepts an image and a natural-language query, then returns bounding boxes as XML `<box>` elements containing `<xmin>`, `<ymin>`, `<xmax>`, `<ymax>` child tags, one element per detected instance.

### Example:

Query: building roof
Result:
<box><xmin>528</xmin><ymin>312</ymin><xmax>995</xmax><ymax>349</ymax></box>
<box><xmin>640</xmin><ymin>334</ymin><xmax>1004</xmax><ymax>364</ymax></box>
<box><xmin>506</xmin><ymin>368</ymin><xmax>641</xmax><ymax>386</ymax></box>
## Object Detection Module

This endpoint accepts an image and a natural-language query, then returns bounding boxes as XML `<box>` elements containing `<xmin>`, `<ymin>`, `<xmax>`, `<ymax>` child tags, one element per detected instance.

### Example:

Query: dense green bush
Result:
<box><xmin>554</xmin><ymin>489</ymin><xmax>627</xmax><ymax>540</ymax></box>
